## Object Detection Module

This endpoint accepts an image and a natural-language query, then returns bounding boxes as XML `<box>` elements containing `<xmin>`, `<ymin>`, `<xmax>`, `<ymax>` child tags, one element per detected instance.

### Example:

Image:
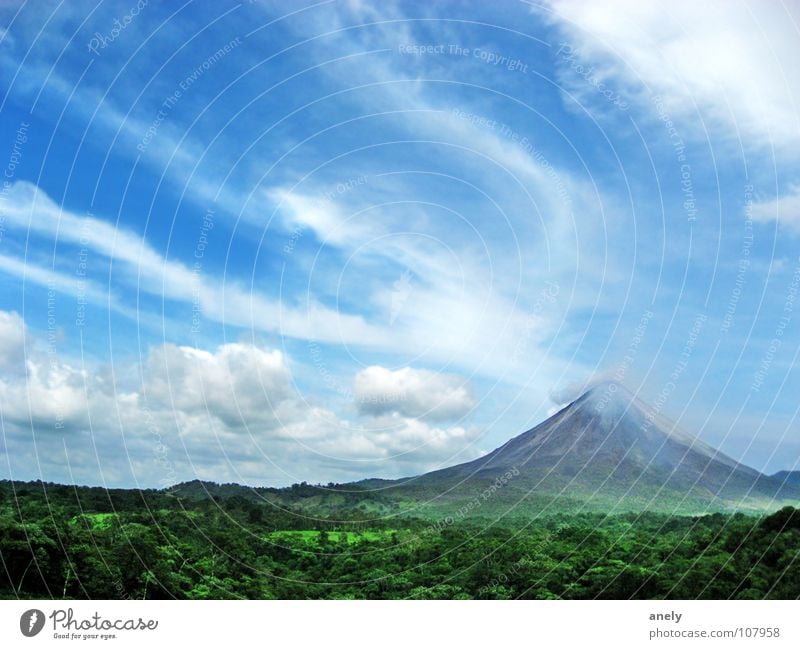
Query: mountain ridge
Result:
<box><xmin>3</xmin><ymin>382</ymin><xmax>796</xmax><ymax>515</ymax></box>
<box><xmin>376</xmin><ymin>381</ymin><xmax>800</xmax><ymax>513</ymax></box>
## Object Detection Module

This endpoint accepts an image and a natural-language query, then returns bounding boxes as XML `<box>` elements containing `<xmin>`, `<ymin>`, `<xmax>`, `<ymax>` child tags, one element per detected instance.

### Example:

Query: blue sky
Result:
<box><xmin>1</xmin><ymin>0</ymin><xmax>799</xmax><ymax>488</ymax></box>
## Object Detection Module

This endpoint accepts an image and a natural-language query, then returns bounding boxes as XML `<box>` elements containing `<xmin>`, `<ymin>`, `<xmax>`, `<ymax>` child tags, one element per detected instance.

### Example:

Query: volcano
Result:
<box><xmin>171</xmin><ymin>381</ymin><xmax>799</xmax><ymax>514</ymax></box>
<box><xmin>391</xmin><ymin>382</ymin><xmax>799</xmax><ymax>513</ymax></box>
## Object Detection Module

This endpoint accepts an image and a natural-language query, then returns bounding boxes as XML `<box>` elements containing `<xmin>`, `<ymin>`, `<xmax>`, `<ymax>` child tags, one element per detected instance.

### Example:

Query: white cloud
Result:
<box><xmin>0</xmin><ymin>313</ymin><xmax>95</xmax><ymax>431</ymax></box>
<box><xmin>549</xmin><ymin>370</ymin><xmax>619</xmax><ymax>406</ymax></box>
<box><xmin>0</xmin><ymin>252</ymin><xmax>160</xmax><ymax>329</ymax></box>
<box><xmin>271</xmin><ymin>188</ymin><xmax>375</xmax><ymax>248</ymax></box>
<box><xmin>258</xmin><ymin>4</ymin><xmax>626</xmax><ymax>391</ymax></box>
<box><xmin>1</xmin><ymin>181</ymin><xmax>200</xmax><ymax>301</ymax></box>
<box><xmin>1</xmin><ymin>181</ymin><xmax>382</xmax><ymax>345</ymax></box>
<box><xmin>0</xmin><ymin>310</ymin><xmax>26</xmax><ymax>371</ymax></box>
<box><xmin>143</xmin><ymin>343</ymin><xmax>293</xmax><ymax>428</ymax></box>
<box><xmin>0</xmin><ymin>311</ymin><xmax>482</xmax><ymax>486</ymax></box>
<box><xmin>750</xmin><ymin>184</ymin><xmax>800</xmax><ymax>231</ymax></box>
<box><xmin>0</xmin><ymin>4</ymin><xmax>235</xmax><ymax>215</ymax></box>
<box><xmin>354</xmin><ymin>365</ymin><xmax>475</xmax><ymax>421</ymax></box>
<box><xmin>0</xmin><ymin>179</ymin><xmax>571</xmax><ymax>389</ymax></box>
<box><xmin>544</xmin><ymin>0</ymin><xmax>800</xmax><ymax>150</ymax></box>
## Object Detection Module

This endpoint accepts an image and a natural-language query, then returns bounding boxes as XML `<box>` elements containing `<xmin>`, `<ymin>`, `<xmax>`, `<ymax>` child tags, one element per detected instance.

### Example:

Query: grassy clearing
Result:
<box><xmin>70</xmin><ymin>512</ymin><xmax>117</xmax><ymax>530</ymax></box>
<box><xmin>265</xmin><ymin>529</ymin><xmax>395</xmax><ymax>546</ymax></box>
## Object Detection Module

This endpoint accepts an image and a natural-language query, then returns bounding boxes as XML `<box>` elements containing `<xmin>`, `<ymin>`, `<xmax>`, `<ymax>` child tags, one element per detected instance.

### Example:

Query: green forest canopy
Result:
<box><xmin>1</xmin><ymin>480</ymin><xmax>799</xmax><ymax>599</ymax></box>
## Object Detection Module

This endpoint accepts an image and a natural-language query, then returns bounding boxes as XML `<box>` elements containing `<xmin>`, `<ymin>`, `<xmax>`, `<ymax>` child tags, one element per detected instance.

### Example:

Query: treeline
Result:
<box><xmin>1</xmin><ymin>480</ymin><xmax>799</xmax><ymax>599</ymax></box>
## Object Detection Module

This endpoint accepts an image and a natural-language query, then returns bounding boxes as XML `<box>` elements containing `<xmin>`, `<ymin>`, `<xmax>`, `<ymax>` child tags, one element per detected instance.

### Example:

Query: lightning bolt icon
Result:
<box><xmin>28</xmin><ymin>611</ymin><xmax>38</xmax><ymax>632</ymax></box>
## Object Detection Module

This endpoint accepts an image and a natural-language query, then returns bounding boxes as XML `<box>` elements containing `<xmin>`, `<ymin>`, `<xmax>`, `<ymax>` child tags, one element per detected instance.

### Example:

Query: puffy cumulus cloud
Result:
<box><xmin>143</xmin><ymin>343</ymin><xmax>293</xmax><ymax>428</ymax></box>
<box><xmin>0</xmin><ymin>312</ymin><xmax>483</xmax><ymax>486</ymax></box>
<box><xmin>544</xmin><ymin>0</ymin><xmax>800</xmax><ymax>150</ymax></box>
<box><xmin>0</xmin><ymin>311</ymin><xmax>99</xmax><ymax>431</ymax></box>
<box><xmin>353</xmin><ymin>365</ymin><xmax>475</xmax><ymax>421</ymax></box>
<box><xmin>356</xmin><ymin>415</ymin><xmax>479</xmax><ymax>463</ymax></box>
<box><xmin>277</xmin><ymin>410</ymin><xmax>482</xmax><ymax>471</ymax></box>
<box><xmin>6</xmin><ymin>358</ymin><xmax>96</xmax><ymax>431</ymax></box>
<box><xmin>0</xmin><ymin>310</ymin><xmax>27</xmax><ymax>372</ymax></box>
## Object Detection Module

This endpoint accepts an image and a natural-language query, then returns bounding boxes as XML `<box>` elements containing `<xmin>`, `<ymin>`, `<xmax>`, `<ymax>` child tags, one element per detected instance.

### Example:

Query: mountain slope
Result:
<box><xmin>771</xmin><ymin>470</ymin><xmax>800</xmax><ymax>487</ymax></box>
<box><xmin>383</xmin><ymin>382</ymin><xmax>799</xmax><ymax>513</ymax></box>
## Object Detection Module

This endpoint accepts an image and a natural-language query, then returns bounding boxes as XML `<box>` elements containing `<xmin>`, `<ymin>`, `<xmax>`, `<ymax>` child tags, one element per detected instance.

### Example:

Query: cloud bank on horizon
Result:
<box><xmin>0</xmin><ymin>0</ymin><xmax>799</xmax><ymax>487</ymax></box>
